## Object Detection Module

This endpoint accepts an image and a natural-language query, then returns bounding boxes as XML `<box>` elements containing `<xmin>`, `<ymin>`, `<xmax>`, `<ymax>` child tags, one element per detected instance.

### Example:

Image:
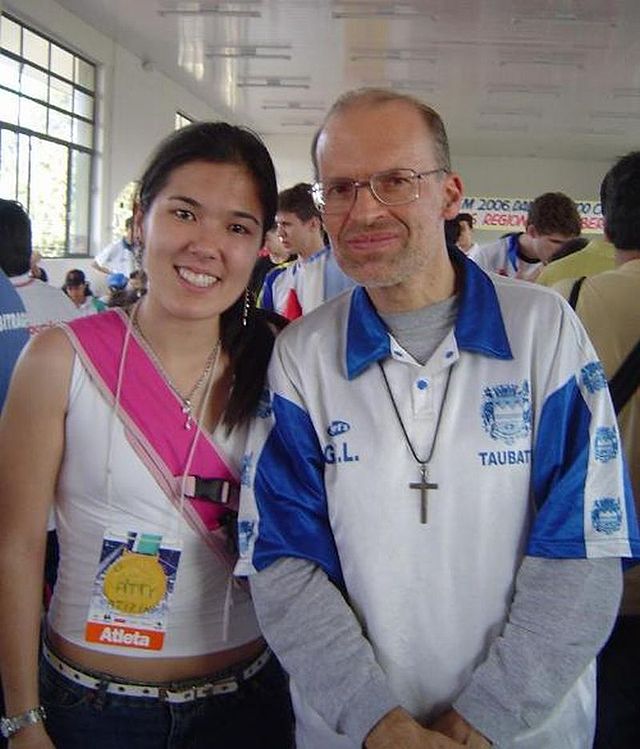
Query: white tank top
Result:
<box><xmin>47</xmin><ymin>356</ymin><xmax>261</xmax><ymax>657</ymax></box>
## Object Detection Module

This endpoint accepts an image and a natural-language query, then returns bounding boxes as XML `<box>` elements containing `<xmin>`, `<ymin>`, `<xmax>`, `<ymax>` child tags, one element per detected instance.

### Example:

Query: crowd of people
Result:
<box><xmin>0</xmin><ymin>88</ymin><xmax>638</xmax><ymax>749</ymax></box>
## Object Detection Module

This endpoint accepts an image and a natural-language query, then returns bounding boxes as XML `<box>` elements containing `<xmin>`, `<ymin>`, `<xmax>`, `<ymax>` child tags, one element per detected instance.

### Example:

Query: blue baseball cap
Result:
<box><xmin>107</xmin><ymin>272</ymin><xmax>128</xmax><ymax>290</ymax></box>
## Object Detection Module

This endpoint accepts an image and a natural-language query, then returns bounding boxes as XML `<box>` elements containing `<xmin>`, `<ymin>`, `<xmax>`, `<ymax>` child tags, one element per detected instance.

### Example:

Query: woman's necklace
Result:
<box><xmin>378</xmin><ymin>361</ymin><xmax>454</xmax><ymax>524</ymax></box>
<box><xmin>131</xmin><ymin>306</ymin><xmax>221</xmax><ymax>430</ymax></box>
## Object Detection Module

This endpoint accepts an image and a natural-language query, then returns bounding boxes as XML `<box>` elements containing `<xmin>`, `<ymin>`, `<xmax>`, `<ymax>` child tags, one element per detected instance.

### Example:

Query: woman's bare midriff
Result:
<box><xmin>48</xmin><ymin>627</ymin><xmax>266</xmax><ymax>682</ymax></box>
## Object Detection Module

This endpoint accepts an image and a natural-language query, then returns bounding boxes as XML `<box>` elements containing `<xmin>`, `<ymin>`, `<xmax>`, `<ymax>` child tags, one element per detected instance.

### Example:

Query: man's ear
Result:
<box><xmin>525</xmin><ymin>224</ymin><xmax>538</xmax><ymax>239</ymax></box>
<box><xmin>442</xmin><ymin>173</ymin><xmax>464</xmax><ymax>219</ymax></box>
<box><xmin>309</xmin><ymin>215</ymin><xmax>323</xmax><ymax>234</ymax></box>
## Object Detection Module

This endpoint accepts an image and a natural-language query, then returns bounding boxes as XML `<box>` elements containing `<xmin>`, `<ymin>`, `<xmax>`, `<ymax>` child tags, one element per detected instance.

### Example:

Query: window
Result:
<box><xmin>175</xmin><ymin>111</ymin><xmax>194</xmax><ymax>130</ymax></box>
<box><xmin>0</xmin><ymin>13</ymin><xmax>96</xmax><ymax>257</ymax></box>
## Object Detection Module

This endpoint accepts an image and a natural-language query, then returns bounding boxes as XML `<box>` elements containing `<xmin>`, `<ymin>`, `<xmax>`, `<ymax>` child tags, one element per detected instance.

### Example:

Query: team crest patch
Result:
<box><xmin>591</xmin><ymin>497</ymin><xmax>623</xmax><ymax>535</ymax></box>
<box><xmin>581</xmin><ymin>362</ymin><xmax>607</xmax><ymax>393</ymax></box>
<box><xmin>594</xmin><ymin>427</ymin><xmax>618</xmax><ymax>463</ymax></box>
<box><xmin>481</xmin><ymin>380</ymin><xmax>531</xmax><ymax>445</ymax></box>
<box><xmin>255</xmin><ymin>388</ymin><xmax>272</xmax><ymax>419</ymax></box>
<box><xmin>240</xmin><ymin>452</ymin><xmax>253</xmax><ymax>487</ymax></box>
<box><xmin>237</xmin><ymin>520</ymin><xmax>256</xmax><ymax>557</ymax></box>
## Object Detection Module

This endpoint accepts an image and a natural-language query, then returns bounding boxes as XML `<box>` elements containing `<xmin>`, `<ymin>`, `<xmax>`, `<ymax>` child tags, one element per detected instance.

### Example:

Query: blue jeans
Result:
<box><xmin>39</xmin><ymin>650</ymin><xmax>294</xmax><ymax>749</ymax></box>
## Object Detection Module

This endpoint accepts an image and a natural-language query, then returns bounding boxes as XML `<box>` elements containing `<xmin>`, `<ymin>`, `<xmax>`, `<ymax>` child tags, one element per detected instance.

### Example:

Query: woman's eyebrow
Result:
<box><xmin>167</xmin><ymin>195</ymin><xmax>261</xmax><ymax>227</ymax></box>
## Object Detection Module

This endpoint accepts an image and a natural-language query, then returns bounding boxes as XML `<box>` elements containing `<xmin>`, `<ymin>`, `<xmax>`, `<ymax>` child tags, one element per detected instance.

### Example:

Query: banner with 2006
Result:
<box><xmin>459</xmin><ymin>196</ymin><xmax>604</xmax><ymax>234</ymax></box>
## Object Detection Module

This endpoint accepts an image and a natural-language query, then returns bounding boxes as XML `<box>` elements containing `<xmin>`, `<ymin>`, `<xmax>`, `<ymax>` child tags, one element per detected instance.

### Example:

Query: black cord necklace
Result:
<box><xmin>378</xmin><ymin>361</ymin><xmax>454</xmax><ymax>523</ymax></box>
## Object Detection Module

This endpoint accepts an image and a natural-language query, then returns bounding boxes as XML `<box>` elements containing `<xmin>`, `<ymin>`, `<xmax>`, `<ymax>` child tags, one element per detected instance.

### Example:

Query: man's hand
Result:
<box><xmin>365</xmin><ymin>707</ymin><xmax>465</xmax><ymax>749</ymax></box>
<box><xmin>430</xmin><ymin>709</ymin><xmax>492</xmax><ymax>748</ymax></box>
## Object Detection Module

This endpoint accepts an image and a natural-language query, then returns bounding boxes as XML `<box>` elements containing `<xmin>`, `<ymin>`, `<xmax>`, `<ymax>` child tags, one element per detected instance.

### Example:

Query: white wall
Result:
<box><xmin>455</xmin><ymin>155</ymin><xmax>607</xmax><ymax>202</ymax></box>
<box><xmin>263</xmin><ymin>135</ymin><xmax>608</xmax><ymax>200</ymax></box>
<box><xmin>263</xmin><ymin>134</ymin><xmax>318</xmax><ymax>191</ymax></box>
<box><xmin>8</xmin><ymin>0</ymin><xmax>222</xmax><ymax>256</ymax></box>
<box><xmin>263</xmin><ymin>134</ymin><xmax>610</xmax><ymax>243</ymax></box>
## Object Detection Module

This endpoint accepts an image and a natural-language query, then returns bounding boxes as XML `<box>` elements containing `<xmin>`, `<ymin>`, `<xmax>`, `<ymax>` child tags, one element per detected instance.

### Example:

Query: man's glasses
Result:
<box><xmin>311</xmin><ymin>167</ymin><xmax>448</xmax><ymax>215</ymax></box>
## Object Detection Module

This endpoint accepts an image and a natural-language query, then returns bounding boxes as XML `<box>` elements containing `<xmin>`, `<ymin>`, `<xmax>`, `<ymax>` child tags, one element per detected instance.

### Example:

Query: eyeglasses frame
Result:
<box><xmin>311</xmin><ymin>167</ymin><xmax>449</xmax><ymax>214</ymax></box>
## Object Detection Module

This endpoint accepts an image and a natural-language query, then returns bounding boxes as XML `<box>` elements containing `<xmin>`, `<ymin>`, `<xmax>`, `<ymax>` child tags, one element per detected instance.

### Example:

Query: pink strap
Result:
<box><xmin>61</xmin><ymin>311</ymin><xmax>238</xmax><ymax>563</ymax></box>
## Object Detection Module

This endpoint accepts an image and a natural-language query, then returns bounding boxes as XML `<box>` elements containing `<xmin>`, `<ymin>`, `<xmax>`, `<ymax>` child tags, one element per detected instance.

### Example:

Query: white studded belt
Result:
<box><xmin>42</xmin><ymin>640</ymin><xmax>271</xmax><ymax>703</ymax></box>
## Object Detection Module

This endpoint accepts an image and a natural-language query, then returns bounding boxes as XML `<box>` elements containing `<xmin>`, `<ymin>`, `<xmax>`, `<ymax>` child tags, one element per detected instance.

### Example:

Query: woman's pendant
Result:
<box><xmin>182</xmin><ymin>400</ymin><xmax>193</xmax><ymax>430</ymax></box>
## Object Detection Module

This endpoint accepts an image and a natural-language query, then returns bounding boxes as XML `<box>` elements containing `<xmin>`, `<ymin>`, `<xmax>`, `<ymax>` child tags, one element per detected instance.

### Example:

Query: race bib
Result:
<box><xmin>85</xmin><ymin>529</ymin><xmax>181</xmax><ymax>651</ymax></box>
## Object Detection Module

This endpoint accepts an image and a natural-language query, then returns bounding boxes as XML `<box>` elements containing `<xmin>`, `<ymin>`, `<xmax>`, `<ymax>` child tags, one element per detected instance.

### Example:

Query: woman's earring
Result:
<box><xmin>133</xmin><ymin>239</ymin><xmax>144</xmax><ymax>271</ymax></box>
<box><xmin>242</xmin><ymin>288</ymin><xmax>251</xmax><ymax>328</ymax></box>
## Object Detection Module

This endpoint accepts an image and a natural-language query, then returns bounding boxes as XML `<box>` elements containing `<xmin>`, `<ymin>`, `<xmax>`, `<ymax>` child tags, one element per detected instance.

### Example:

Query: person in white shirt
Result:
<box><xmin>236</xmin><ymin>88</ymin><xmax>638</xmax><ymax>749</ymax></box>
<box><xmin>469</xmin><ymin>193</ymin><xmax>581</xmax><ymax>281</ymax></box>
<box><xmin>93</xmin><ymin>217</ymin><xmax>136</xmax><ymax>277</ymax></box>
<box><xmin>259</xmin><ymin>183</ymin><xmax>353</xmax><ymax>320</ymax></box>
<box><xmin>455</xmin><ymin>212</ymin><xmax>479</xmax><ymax>255</ymax></box>
<box><xmin>62</xmin><ymin>268</ymin><xmax>107</xmax><ymax>316</ymax></box>
<box><xmin>0</xmin><ymin>199</ymin><xmax>78</xmax><ymax>334</ymax></box>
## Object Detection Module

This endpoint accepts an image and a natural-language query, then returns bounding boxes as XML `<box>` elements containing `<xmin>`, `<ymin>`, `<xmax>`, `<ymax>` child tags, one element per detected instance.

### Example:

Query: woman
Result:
<box><xmin>0</xmin><ymin>123</ymin><xmax>291</xmax><ymax>748</ymax></box>
<box><xmin>62</xmin><ymin>268</ymin><xmax>106</xmax><ymax>315</ymax></box>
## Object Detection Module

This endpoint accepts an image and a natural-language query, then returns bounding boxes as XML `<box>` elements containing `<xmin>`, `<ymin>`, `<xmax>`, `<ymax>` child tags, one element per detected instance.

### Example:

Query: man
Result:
<box><xmin>0</xmin><ymin>199</ymin><xmax>77</xmax><ymax>333</ymax></box>
<box><xmin>248</xmin><ymin>227</ymin><xmax>294</xmax><ymax>301</ymax></box>
<box><xmin>455</xmin><ymin>212</ymin><xmax>478</xmax><ymax>254</ymax></box>
<box><xmin>0</xmin><ymin>201</ymin><xmax>77</xmax><ymax>742</ymax></box>
<box><xmin>93</xmin><ymin>216</ymin><xmax>136</xmax><ymax>276</ymax></box>
<box><xmin>553</xmin><ymin>152</ymin><xmax>640</xmax><ymax>748</ymax></box>
<box><xmin>469</xmin><ymin>192</ymin><xmax>581</xmax><ymax>280</ymax></box>
<box><xmin>0</xmin><ymin>270</ymin><xmax>28</xmax><ymax>409</ymax></box>
<box><xmin>236</xmin><ymin>88</ymin><xmax>638</xmax><ymax>749</ymax></box>
<box><xmin>259</xmin><ymin>183</ymin><xmax>353</xmax><ymax>320</ymax></box>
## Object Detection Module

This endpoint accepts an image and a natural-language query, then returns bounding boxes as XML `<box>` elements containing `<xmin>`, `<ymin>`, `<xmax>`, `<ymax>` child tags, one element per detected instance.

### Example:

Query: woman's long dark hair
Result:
<box><xmin>136</xmin><ymin>121</ymin><xmax>285</xmax><ymax>429</ymax></box>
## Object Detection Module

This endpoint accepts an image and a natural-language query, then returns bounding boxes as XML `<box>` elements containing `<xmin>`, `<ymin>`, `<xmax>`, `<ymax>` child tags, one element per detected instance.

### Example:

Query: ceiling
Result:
<box><xmin>53</xmin><ymin>0</ymin><xmax>640</xmax><ymax>161</ymax></box>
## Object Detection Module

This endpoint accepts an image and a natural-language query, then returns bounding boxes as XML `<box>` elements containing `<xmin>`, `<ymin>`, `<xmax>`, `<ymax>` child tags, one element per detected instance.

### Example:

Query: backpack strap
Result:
<box><xmin>609</xmin><ymin>338</ymin><xmax>640</xmax><ymax>415</ymax></box>
<box><xmin>568</xmin><ymin>276</ymin><xmax>586</xmax><ymax>310</ymax></box>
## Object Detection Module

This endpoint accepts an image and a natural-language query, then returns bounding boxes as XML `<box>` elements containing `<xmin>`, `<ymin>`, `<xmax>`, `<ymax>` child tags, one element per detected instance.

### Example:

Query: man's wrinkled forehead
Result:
<box><xmin>314</xmin><ymin>101</ymin><xmax>438</xmax><ymax>178</ymax></box>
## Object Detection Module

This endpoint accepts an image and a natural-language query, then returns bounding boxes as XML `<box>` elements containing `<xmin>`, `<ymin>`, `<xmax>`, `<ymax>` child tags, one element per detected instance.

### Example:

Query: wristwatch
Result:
<box><xmin>0</xmin><ymin>706</ymin><xmax>47</xmax><ymax>738</ymax></box>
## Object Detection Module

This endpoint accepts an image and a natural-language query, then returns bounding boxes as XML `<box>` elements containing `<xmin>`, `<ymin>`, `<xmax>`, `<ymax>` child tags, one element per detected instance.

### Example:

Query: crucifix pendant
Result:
<box><xmin>409</xmin><ymin>464</ymin><xmax>438</xmax><ymax>524</ymax></box>
<box><xmin>182</xmin><ymin>400</ymin><xmax>193</xmax><ymax>430</ymax></box>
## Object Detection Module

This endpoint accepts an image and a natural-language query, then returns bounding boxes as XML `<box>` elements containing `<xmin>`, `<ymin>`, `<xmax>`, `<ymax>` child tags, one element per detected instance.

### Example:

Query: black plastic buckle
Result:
<box><xmin>193</xmin><ymin>477</ymin><xmax>236</xmax><ymax>504</ymax></box>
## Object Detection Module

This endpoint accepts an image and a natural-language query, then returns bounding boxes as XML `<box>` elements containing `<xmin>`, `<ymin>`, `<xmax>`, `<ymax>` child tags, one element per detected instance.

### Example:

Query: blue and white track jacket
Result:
<box><xmin>237</xmin><ymin>252</ymin><xmax>639</xmax><ymax>747</ymax></box>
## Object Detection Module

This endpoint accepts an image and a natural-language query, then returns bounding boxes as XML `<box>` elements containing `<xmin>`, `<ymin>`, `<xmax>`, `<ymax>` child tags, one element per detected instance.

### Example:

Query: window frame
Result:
<box><xmin>0</xmin><ymin>12</ymin><xmax>97</xmax><ymax>258</ymax></box>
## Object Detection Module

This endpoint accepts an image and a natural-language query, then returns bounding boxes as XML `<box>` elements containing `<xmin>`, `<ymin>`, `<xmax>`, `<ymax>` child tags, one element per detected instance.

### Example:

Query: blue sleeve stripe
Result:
<box><xmin>253</xmin><ymin>394</ymin><xmax>344</xmax><ymax>586</ymax></box>
<box><xmin>259</xmin><ymin>267</ymin><xmax>283</xmax><ymax>311</ymax></box>
<box><xmin>528</xmin><ymin>377</ymin><xmax>590</xmax><ymax>557</ymax></box>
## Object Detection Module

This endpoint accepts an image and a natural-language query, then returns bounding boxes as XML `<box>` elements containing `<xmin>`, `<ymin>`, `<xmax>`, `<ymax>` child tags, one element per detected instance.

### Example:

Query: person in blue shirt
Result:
<box><xmin>0</xmin><ymin>269</ymin><xmax>28</xmax><ymax>410</ymax></box>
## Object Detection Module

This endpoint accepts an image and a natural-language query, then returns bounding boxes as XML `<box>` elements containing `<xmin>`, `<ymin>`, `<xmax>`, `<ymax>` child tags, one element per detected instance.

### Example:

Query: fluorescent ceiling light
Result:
<box><xmin>613</xmin><ymin>88</ymin><xmax>640</xmax><ymax>99</ymax></box>
<box><xmin>262</xmin><ymin>100</ymin><xmax>325</xmax><ymax>111</ymax></box>
<box><xmin>351</xmin><ymin>47</ymin><xmax>437</xmax><ymax>62</ymax></box>
<box><xmin>205</xmin><ymin>44</ymin><xmax>291</xmax><ymax>59</ymax></box>
<box><xmin>480</xmin><ymin>107</ymin><xmax>542</xmax><ymax>117</ymax></box>
<box><xmin>237</xmin><ymin>75</ymin><xmax>310</xmax><ymax>89</ymax></box>
<box><xmin>590</xmin><ymin>110</ymin><xmax>640</xmax><ymax>120</ymax></box>
<box><xmin>487</xmin><ymin>83</ymin><xmax>561</xmax><ymax>96</ymax></box>
<box><xmin>572</xmin><ymin>127</ymin><xmax>626</xmax><ymax>136</ymax></box>
<box><xmin>332</xmin><ymin>2</ymin><xmax>436</xmax><ymax>19</ymax></box>
<box><xmin>381</xmin><ymin>79</ymin><xmax>437</xmax><ymax>91</ymax></box>
<box><xmin>476</xmin><ymin>124</ymin><xmax>529</xmax><ymax>133</ymax></box>
<box><xmin>280</xmin><ymin>119</ymin><xmax>322</xmax><ymax>127</ymax></box>
<box><xmin>511</xmin><ymin>10</ymin><xmax>616</xmax><ymax>26</ymax></box>
<box><xmin>499</xmin><ymin>50</ymin><xmax>585</xmax><ymax>68</ymax></box>
<box><xmin>158</xmin><ymin>2</ymin><xmax>261</xmax><ymax>18</ymax></box>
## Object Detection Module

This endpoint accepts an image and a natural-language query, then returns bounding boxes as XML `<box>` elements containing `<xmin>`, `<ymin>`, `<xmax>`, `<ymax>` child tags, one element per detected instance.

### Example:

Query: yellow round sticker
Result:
<box><xmin>103</xmin><ymin>551</ymin><xmax>167</xmax><ymax>614</ymax></box>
